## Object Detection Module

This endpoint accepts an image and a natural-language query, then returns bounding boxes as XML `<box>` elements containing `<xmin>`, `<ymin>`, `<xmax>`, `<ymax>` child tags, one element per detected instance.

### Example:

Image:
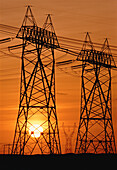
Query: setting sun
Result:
<box><xmin>29</xmin><ymin>124</ymin><xmax>43</xmax><ymax>138</ymax></box>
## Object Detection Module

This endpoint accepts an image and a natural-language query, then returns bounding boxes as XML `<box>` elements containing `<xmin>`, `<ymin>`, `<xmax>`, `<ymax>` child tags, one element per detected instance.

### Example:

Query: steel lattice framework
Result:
<box><xmin>11</xmin><ymin>6</ymin><xmax>61</xmax><ymax>155</ymax></box>
<box><xmin>4</xmin><ymin>6</ymin><xmax>116</xmax><ymax>154</ymax></box>
<box><xmin>75</xmin><ymin>33</ymin><xmax>116</xmax><ymax>153</ymax></box>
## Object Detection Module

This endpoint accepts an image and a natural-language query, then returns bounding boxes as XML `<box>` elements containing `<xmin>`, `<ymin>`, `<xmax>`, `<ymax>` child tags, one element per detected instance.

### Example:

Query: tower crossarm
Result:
<box><xmin>16</xmin><ymin>25</ymin><xmax>59</xmax><ymax>49</ymax></box>
<box><xmin>57</xmin><ymin>47</ymin><xmax>117</xmax><ymax>69</ymax></box>
<box><xmin>77</xmin><ymin>49</ymin><xmax>116</xmax><ymax>68</ymax></box>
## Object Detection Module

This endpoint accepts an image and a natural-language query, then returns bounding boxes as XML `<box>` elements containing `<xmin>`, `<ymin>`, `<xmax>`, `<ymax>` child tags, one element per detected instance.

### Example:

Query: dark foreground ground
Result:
<box><xmin>0</xmin><ymin>153</ymin><xmax>117</xmax><ymax>169</ymax></box>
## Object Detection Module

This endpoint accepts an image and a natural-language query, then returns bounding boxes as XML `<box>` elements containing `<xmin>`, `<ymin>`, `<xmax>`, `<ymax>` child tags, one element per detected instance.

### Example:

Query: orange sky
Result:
<box><xmin>0</xmin><ymin>0</ymin><xmax>117</xmax><ymax>153</ymax></box>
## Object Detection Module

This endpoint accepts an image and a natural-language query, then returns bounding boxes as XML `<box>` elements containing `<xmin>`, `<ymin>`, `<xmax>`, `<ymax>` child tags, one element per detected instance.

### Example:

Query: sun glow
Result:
<box><xmin>29</xmin><ymin>124</ymin><xmax>43</xmax><ymax>138</ymax></box>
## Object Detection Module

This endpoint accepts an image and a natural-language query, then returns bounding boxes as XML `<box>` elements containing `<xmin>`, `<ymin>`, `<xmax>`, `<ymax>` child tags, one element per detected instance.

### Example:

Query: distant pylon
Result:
<box><xmin>62</xmin><ymin>123</ymin><xmax>76</xmax><ymax>153</ymax></box>
<box><xmin>75</xmin><ymin>33</ymin><xmax>116</xmax><ymax>153</ymax></box>
<box><xmin>11</xmin><ymin>6</ymin><xmax>61</xmax><ymax>155</ymax></box>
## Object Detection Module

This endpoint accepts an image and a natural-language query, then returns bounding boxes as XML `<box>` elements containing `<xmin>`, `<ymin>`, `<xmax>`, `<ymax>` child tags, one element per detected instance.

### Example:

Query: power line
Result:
<box><xmin>1</xmin><ymin>23</ymin><xmax>117</xmax><ymax>50</ymax></box>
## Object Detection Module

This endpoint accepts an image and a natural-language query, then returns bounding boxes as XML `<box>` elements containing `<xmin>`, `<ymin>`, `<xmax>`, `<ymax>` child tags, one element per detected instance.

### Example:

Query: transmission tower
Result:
<box><xmin>11</xmin><ymin>6</ymin><xmax>61</xmax><ymax>155</ymax></box>
<box><xmin>62</xmin><ymin>123</ymin><xmax>76</xmax><ymax>153</ymax></box>
<box><xmin>75</xmin><ymin>32</ymin><xmax>116</xmax><ymax>153</ymax></box>
<box><xmin>1</xmin><ymin>7</ymin><xmax>116</xmax><ymax>154</ymax></box>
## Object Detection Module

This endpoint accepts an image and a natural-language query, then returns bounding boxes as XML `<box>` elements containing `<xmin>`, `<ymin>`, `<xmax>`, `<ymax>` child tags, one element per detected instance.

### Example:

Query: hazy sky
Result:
<box><xmin>0</xmin><ymin>0</ymin><xmax>117</xmax><ymax>153</ymax></box>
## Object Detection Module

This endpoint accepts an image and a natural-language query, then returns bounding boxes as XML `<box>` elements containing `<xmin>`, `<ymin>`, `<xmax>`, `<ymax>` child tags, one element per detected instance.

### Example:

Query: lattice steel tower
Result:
<box><xmin>75</xmin><ymin>33</ymin><xmax>116</xmax><ymax>153</ymax></box>
<box><xmin>12</xmin><ymin>6</ymin><xmax>61</xmax><ymax>155</ymax></box>
<box><xmin>62</xmin><ymin>123</ymin><xmax>76</xmax><ymax>153</ymax></box>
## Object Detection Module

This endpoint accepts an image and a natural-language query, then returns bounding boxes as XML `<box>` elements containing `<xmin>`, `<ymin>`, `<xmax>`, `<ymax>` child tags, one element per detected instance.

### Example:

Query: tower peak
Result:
<box><xmin>21</xmin><ymin>5</ymin><xmax>37</xmax><ymax>27</ymax></box>
<box><xmin>43</xmin><ymin>14</ymin><xmax>55</xmax><ymax>33</ymax></box>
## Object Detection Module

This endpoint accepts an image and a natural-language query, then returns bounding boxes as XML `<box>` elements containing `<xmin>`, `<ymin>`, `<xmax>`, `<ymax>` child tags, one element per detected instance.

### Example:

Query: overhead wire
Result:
<box><xmin>0</xmin><ymin>24</ymin><xmax>117</xmax><ymax>75</ymax></box>
<box><xmin>0</xmin><ymin>50</ymin><xmax>21</xmax><ymax>59</ymax></box>
<box><xmin>0</xmin><ymin>30</ymin><xmax>16</xmax><ymax>36</ymax></box>
<box><xmin>1</xmin><ymin>23</ymin><xmax>117</xmax><ymax>51</ymax></box>
<box><xmin>0</xmin><ymin>24</ymin><xmax>117</xmax><ymax>56</ymax></box>
<box><xmin>58</xmin><ymin>36</ymin><xmax>117</xmax><ymax>50</ymax></box>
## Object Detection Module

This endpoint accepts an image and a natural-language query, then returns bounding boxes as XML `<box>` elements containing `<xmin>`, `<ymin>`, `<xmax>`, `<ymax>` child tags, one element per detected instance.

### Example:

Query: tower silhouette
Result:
<box><xmin>62</xmin><ymin>123</ymin><xmax>76</xmax><ymax>153</ymax></box>
<box><xmin>75</xmin><ymin>33</ymin><xmax>116</xmax><ymax>153</ymax></box>
<box><xmin>2</xmin><ymin>7</ymin><xmax>116</xmax><ymax>154</ymax></box>
<box><xmin>11</xmin><ymin>6</ymin><xmax>61</xmax><ymax>155</ymax></box>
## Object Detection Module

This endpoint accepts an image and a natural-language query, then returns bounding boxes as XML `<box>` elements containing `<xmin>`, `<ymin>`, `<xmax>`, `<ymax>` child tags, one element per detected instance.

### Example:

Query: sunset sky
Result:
<box><xmin>0</xmin><ymin>0</ymin><xmax>117</xmax><ymax>153</ymax></box>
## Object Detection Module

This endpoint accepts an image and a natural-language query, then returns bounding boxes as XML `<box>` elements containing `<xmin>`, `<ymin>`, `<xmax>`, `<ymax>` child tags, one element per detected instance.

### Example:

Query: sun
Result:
<box><xmin>29</xmin><ymin>124</ymin><xmax>43</xmax><ymax>138</ymax></box>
